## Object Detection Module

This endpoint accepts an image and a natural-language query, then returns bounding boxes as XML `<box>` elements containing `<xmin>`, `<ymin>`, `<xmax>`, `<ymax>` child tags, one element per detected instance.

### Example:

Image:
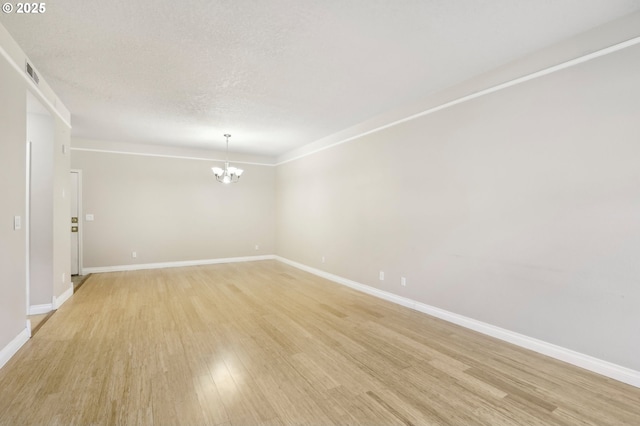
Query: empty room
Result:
<box><xmin>1</xmin><ymin>1</ymin><xmax>640</xmax><ymax>424</ymax></box>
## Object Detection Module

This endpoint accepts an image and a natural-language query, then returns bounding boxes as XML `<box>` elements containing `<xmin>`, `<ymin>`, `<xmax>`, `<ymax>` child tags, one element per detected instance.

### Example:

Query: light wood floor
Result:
<box><xmin>1</xmin><ymin>261</ymin><xmax>638</xmax><ymax>425</ymax></box>
<box><xmin>27</xmin><ymin>313</ymin><xmax>51</xmax><ymax>335</ymax></box>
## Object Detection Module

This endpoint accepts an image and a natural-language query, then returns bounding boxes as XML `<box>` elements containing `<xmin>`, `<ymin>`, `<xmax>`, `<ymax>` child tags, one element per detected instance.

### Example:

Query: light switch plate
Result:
<box><xmin>85</xmin><ymin>214</ymin><xmax>94</xmax><ymax>221</ymax></box>
<box><xmin>14</xmin><ymin>216</ymin><xmax>21</xmax><ymax>230</ymax></box>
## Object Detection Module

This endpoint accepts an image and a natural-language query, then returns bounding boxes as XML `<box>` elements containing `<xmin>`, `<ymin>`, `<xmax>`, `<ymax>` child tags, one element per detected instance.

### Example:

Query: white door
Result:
<box><xmin>70</xmin><ymin>171</ymin><xmax>80</xmax><ymax>275</ymax></box>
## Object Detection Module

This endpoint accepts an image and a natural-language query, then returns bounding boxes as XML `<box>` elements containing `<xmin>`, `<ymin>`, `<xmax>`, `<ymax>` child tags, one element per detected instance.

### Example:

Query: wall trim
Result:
<box><xmin>83</xmin><ymin>255</ymin><xmax>276</xmax><ymax>274</ymax></box>
<box><xmin>274</xmin><ymin>256</ymin><xmax>640</xmax><ymax>389</ymax></box>
<box><xmin>29</xmin><ymin>303</ymin><xmax>53</xmax><ymax>315</ymax></box>
<box><xmin>53</xmin><ymin>286</ymin><xmax>73</xmax><ymax>309</ymax></box>
<box><xmin>0</xmin><ymin>327</ymin><xmax>30</xmax><ymax>371</ymax></box>
<box><xmin>70</xmin><ymin>147</ymin><xmax>276</xmax><ymax>167</ymax></box>
<box><xmin>276</xmin><ymin>35</ymin><xmax>640</xmax><ymax>166</ymax></box>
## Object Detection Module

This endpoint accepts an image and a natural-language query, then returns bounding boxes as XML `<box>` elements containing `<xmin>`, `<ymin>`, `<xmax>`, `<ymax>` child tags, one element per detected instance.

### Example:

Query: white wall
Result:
<box><xmin>276</xmin><ymin>41</ymin><xmax>640</xmax><ymax>372</ymax></box>
<box><xmin>70</xmin><ymin>141</ymin><xmax>276</xmax><ymax>269</ymax></box>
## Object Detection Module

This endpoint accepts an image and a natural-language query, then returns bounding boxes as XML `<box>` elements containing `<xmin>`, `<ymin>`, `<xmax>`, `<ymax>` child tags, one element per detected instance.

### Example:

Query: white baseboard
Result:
<box><xmin>82</xmin><ymin>255</ymin><xmax>276</xmax><ymax>274</ymax></box>
<box><xmin>0</xmin><ymin>327</ymin><xmax>30</xmax><ymax>370</ymax></box>
<box><xmin>53</xmin><ymin>286</ymin><xmax>73</xmax><ymax>309</ymax></box>
<box><xmin>275</xmin><ymin>256</ymin><xmax>640</xmax><ymax>389</ymax></box>
<box><xmin>29</xmin><ymin>303</ymin><xmax>53</xmax><ymax>315</ymax></box>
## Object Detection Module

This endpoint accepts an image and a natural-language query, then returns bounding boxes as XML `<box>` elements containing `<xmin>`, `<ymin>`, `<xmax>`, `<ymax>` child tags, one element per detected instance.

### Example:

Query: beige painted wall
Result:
<box><xmin>3</xmin><ymin>12</ymin><xmax>639</xmax><ymax>382</ymax></box>
<box><xmin>27</xmin><ymin>111</ymin><xmax>54</xmax><ymax>306</ymax></box>
<box><xmin>0</xmin><ymin>53</ymin><xmax>28</xmax><ymax>348</ymax></box>
<box><xmin>71</xmin><ymin>147</ymin><xmax>275</xmax><ymax>268</ymax></box>
<box><xmin>276</xmin><ymin>44</ymin><xmax>640</xmax><ymax>371</ymax></box>
<box><xmin>0</xmin><ymin>22</ymin><xmax>71</xmax><ymax>356</ymax></box>
<box><xmin>52</xmin><ymin>119</ymin><xmax>71</xmax><ymax>299</ymax></box>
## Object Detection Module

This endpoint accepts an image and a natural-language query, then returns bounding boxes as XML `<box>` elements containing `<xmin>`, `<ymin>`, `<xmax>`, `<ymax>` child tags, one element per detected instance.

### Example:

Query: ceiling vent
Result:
<box><xmin>25</xmin><ymin>61</ymin><xmax>39</xmax><ymax>85</ymax></box>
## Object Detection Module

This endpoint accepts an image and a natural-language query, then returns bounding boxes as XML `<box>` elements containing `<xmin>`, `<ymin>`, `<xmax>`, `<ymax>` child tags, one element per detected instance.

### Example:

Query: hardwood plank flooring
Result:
<box><xmin>28</xmin><ymin>312</ymin><xmax>53</xmax><ymax>336</ymax></box>
<box><xmin>0</xmin><ymin>260</ymin><xmax>639</xmax><ymax>425</ymax></box>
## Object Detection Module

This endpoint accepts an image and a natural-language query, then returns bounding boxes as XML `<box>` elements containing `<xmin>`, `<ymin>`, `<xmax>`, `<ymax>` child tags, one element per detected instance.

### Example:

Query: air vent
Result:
<box><xmin>25</xmin><ymin>61</ymin><xmax>39</xmax><ymax>84</ymax></box>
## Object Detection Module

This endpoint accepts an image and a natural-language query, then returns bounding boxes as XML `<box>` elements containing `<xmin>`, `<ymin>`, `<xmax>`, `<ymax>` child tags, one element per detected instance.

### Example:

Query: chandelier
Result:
<box><xmin>212</xmin><ymin>134</ymin><xmax>244</xmax><ymax>184</ymax></box>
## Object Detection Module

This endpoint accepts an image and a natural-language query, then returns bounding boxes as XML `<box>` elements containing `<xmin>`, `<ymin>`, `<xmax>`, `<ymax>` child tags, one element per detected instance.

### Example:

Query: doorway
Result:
<box><xmin>26</xmin><ymin>92</ymin><xmax>55</xmax><ymax>315</ymax></box>
<box><xmin>70</xmin><ymin>170</ymin><xmax>82</xmax><ymax>276</ymax></box>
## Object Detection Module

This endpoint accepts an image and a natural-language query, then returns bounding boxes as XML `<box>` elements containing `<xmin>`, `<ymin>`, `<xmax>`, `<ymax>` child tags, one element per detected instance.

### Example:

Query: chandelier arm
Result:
<box><xmin>213</xmin><ymin>133</ymin><xmax>242</xmax><ymax>184</ymax></box>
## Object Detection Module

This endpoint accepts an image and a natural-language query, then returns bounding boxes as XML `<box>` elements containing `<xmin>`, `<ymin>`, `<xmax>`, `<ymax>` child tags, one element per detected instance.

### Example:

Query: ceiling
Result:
<box><xmin>2</xmin><ymin>1</ymin><xmax>640</xmax><ymax>157</ymax></box>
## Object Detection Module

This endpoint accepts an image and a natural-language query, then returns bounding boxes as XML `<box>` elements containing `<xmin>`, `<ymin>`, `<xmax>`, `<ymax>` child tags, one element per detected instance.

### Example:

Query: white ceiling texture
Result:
<box><xmin>2</xmin><ymin>1</ymin><xmax>640</xmax><ymax>157</ymax></box>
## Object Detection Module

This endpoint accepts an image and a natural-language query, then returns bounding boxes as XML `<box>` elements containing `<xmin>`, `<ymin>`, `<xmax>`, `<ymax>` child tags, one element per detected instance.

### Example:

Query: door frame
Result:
<box><xmin>70</xmin><ymin>169</ymin><xmax>83</xmax><ymax>276</ymax></box>
<box><xmin>25</xmin><ymin>141</ymin><xmax>31</xmax><ymax>316</ymax></box>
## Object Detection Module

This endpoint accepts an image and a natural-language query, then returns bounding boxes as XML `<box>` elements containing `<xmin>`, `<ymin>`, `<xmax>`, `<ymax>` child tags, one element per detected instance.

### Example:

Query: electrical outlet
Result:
<box><xmin>255</xmin><ymin>244</ymin><xmax>259</xmax><ymax>250</ymax></box>
<box><xmin>379</xmin><ymin>271</ymin><xmax>384</xmax><ymax>280</ymax></box>
<box><xmin>322</xmin><ymin>256</ymin><xmax>325</xmax><ymax>263</ymax></box>
<box><xmin>132</xmin><ymin>251</ymin><xmax>137</xmax><ymax>258</ymax></box>
<box><xmin>401</xmin><ymin>277</ymin><xmax>406</xmax><ymax>287</ymax></box>
<box><xmin>62</xmin><ymin>272</ymin><xmax>66</xmax><ymax>283</ymax></box>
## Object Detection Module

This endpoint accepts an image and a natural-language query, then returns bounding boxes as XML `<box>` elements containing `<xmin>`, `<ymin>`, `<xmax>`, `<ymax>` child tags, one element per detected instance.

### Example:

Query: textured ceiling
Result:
<box><xmin>2</xmin><ymin>1</ymin><xmax>640</xmax><ymax>156</ymax></box>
